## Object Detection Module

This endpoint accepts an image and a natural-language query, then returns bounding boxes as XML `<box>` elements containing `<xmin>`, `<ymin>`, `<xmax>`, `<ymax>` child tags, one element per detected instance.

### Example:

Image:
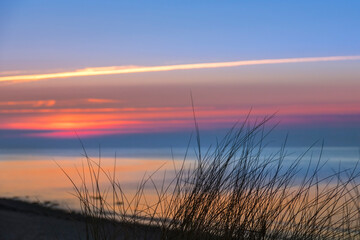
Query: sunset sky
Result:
<box><xmin>1</xmin><ymin>0</ymin><xmax>359</xmax><ymax>148</ymax></box>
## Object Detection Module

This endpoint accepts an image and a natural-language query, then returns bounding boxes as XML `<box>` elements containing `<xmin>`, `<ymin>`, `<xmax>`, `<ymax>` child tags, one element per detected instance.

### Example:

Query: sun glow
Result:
<box><xmin>1</xmin><ymin>103</ymin><xmax>359</xmax><ymax>138</ymax></box>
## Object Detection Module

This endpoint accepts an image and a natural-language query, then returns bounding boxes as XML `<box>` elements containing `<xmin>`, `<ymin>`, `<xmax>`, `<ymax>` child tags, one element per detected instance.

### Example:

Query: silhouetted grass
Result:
<box><xmin>60</xmin><ymin>116</ymin><xmax>360</xmax><ymax>239</ymax></box>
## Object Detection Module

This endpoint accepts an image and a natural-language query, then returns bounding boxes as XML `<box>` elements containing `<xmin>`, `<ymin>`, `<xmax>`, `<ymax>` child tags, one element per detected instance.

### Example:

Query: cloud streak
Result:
<box><xmin>1</xmin><ymin>55</ymin><xmax>360</xmax><ymax>83</ymax></box>
<box><xmin>0</xmin><ymin>100</ymin><xmax>56</xmax><ymax>107</ymax></box>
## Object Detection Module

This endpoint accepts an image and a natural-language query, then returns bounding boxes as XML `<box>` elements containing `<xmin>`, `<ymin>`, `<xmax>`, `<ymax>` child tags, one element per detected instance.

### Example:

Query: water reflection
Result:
<box><xmin>0</xmin><ymin>147</ymin><xmax>358</xmax><ymax>210</ymax></box>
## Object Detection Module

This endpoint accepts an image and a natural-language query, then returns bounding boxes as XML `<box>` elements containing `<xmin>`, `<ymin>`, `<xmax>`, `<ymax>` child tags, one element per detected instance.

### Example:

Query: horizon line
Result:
<box><xmin>1</xmin><ymin>55</ymin><xmax>360</xmax><ymax>83</ymax></box>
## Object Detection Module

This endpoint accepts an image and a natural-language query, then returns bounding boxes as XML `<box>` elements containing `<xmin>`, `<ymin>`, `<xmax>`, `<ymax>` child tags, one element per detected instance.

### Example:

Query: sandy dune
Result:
<box><xmin>0</xmin><ymin>198</ymin><xmax>161</xmax><ymax>240</ymax></box>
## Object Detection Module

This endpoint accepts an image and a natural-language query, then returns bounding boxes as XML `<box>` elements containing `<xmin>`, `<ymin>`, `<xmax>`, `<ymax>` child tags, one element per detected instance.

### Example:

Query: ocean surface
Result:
<box><xmin>0</xmin><ymin>146</ymin><xmax>359</xmax><ymax>209</ymax></box>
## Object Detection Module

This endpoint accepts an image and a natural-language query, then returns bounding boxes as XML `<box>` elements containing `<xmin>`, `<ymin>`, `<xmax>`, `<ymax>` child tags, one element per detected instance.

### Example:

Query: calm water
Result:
<box><xmin>0</xmin><ymin>147</ymin><xmax>359</xmax><ymax>209</ymax></box>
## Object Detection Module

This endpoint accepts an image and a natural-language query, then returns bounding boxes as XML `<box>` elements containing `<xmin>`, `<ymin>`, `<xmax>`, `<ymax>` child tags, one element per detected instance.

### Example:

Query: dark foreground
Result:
<box><xmin>0</xmin><ymin>198</ymin><xmax>161</xmax><ymax>240</ymax></box>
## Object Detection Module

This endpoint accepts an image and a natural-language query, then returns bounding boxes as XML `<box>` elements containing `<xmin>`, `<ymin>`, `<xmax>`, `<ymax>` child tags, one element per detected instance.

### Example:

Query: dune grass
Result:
<box><xmin>60</xmin><ymin>116</ymin><xmax>360</xmax><ymax>239</ymax></box>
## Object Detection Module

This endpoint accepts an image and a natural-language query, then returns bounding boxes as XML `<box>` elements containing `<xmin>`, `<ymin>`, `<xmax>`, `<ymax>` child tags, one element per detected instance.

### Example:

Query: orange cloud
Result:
<box><xmin>0</xmin><ymin>100</ymin><xmax>56</xmax><ymax>107</ymax></box>
<box><xmin>1</xmin><ymin>103</ymin><xmax>359</xmax><ymax>138</ymax></box>
<box><xmin>1</xmin><ymin>103</ymin><xmax>359</xmax><ymax>117</ymax></box>
<box><xmin>87</xmin><ymin>98</ymin><xmax>120</xmax><ymax>104</ymax></box>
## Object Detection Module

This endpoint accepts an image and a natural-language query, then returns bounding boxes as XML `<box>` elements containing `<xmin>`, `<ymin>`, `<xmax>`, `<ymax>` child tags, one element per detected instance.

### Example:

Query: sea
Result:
<box><xmin>0</xmin><ymin>146</ymin><xmax>359</xmax><ymax>210</ymax></box>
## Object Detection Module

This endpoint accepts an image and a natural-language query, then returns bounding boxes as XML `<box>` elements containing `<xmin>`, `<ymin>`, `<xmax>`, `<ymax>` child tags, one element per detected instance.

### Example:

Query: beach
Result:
<box><xmin>0</xmin><ymin>197</ymin><xmax>87</xmax><ymax>240</ymax></box>
<box><xmin>0</xmin><ymin>197</ymin><xmax>163</xmax><ymax>240</ymax></box>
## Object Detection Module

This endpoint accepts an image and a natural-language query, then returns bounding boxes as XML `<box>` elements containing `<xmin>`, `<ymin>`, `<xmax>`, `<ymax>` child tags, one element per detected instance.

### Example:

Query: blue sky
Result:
<box><xmin>0</xmin><ymin>0</ymin><xmax>359</xmax><ymax>148</ymax></box>
<box><xmin>1</xmin><ymin>0</ymin><xmax>360</xmax><ymax>70</ymax></box>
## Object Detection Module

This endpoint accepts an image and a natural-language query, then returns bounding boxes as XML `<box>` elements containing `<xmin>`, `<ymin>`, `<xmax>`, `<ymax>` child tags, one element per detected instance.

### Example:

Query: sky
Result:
<box><xmin>0</xmin><ymin>0</ymin><xmax>360</xmax><ymax>148</ymax></box>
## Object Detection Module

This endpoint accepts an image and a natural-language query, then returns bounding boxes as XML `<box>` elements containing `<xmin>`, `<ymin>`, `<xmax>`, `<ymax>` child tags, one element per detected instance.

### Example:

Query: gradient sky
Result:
<box><xmin>0</xmin><ymin>0</ymin><xmax>360</xmax><ymax>148</ymax></box>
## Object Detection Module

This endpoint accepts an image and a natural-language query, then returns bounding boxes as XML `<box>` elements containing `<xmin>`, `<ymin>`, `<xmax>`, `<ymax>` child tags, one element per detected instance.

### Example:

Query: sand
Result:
<box><xmin>0</xmin><ymin>198</ymin><xmax>161</xmax><ymax>240</ymax></box>
<box><xmin>0</xmin><ymin>198</ymin><xmax>88</xmax><ymax>239</ymax></box>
